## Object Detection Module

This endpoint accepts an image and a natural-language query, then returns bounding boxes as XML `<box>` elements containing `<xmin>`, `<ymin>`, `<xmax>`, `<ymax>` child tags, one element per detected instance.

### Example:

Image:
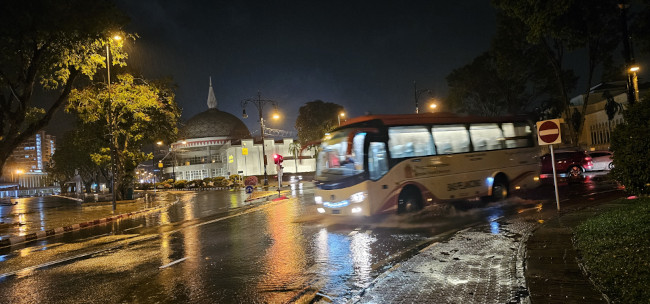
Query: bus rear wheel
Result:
<box><xmin>397</xmin><ymin>186</ymin><xmax>423</xmax><ymax>214</ymax></box>
<box><xmin>490</xmin><ymin>177</ymin><xmax>509</xmax><ymax>202</ymax></box>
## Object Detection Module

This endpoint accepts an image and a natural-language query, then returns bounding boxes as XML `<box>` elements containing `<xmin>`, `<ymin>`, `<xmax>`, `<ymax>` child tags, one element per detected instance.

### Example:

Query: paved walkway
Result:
<box><xmin>351</xmin><ymin>195</ymin><xmax>630</xmax><ymax>303</ymax></box>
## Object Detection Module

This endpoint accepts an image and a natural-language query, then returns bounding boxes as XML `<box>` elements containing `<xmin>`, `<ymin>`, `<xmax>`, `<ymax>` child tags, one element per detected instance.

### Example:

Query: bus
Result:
<box><xmin>313</xmin><ymin>113</ymin><xmax>540</xmax><ymax>216</ymax></box>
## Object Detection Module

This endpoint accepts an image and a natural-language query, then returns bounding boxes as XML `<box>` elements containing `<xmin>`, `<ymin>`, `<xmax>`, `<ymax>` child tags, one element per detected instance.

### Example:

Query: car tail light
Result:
<box><xmin>585</xmin><ymin>157</ymin><xmax>592</xmax><ymax>161</ymax></box>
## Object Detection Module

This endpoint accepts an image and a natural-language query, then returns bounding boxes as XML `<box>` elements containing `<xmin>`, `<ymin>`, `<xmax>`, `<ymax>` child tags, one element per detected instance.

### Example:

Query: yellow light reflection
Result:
<box><xmin>258</xmin><ymin>199</ymin><xmax>306</xmax><ymax>302</ymax></box>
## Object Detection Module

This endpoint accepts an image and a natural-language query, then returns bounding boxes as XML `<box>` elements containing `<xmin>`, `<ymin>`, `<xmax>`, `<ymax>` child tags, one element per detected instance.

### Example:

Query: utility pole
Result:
<box><xmin>241</xmin><ymin>92</ymin><xmax>280</xmax><ymax>186</ymax></box>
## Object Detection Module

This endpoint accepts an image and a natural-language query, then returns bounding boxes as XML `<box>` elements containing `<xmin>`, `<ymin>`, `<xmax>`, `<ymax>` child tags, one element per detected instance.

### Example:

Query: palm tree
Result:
<box><xmin>288</xmin><ymin>142</ymin><xmax>301</xmax><ymax>173</ymax></box>
<box><xmin>603</xmin><ymin>90</ymin><xmax>624</xmax><ymax>134</ymax></box>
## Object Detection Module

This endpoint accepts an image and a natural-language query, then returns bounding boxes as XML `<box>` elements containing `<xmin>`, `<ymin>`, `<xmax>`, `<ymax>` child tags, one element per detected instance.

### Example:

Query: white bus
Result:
<box><xmin>313</xmin><ymin>113</ymin><xmax>540</xmax><ymax>216</ymax></box>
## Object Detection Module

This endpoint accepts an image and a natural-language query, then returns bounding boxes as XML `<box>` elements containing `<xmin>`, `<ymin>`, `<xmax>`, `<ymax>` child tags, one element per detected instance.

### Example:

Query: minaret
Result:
<box><xmin>207</xmin><ymin>76</ymin><xmax>217</xmax><ymax>109</ymax></box>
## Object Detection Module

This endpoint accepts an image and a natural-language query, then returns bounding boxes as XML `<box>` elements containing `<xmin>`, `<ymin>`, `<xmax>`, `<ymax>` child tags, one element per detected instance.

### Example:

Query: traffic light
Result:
<box><xmin>273</xmin><ymin>154</ymin><xmax>284</xmax><ymax>165</ymax></box>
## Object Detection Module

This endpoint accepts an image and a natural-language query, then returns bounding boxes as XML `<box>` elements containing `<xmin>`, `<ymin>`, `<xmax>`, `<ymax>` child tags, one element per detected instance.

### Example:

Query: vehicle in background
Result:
<box><xmin>587</xmin><ymin>151</ymin><xmax>614</xmax><ymax>171</ymax></box>
<box><xmin>312</xmin><ymin>113</ymin><xmax>540</xmax><ymax>216</ymax></box>
<box><xmin>540</xmin><ymin>150</ymin><xmax>593</xmax><ymax>179</ymax></box>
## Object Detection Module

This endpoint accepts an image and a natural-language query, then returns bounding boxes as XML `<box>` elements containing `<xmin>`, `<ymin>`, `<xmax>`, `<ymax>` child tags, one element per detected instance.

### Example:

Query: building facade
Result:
<box><xmin>160</xmin><ymin>79</ymin><xmax>315</xmax><ymax>182</ymax></box>
<box><xmin>1</xmin><ymin>130</ymin><xmax>57</xmax><ymax>195</ymax></box>
<box><xmin>564</xmin><ymin>81</ymin><xmax>648</xmax><ymax>151</ymax></box>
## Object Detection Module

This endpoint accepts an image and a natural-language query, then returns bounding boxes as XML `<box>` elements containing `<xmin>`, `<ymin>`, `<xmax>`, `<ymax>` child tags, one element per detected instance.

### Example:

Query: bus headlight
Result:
<box><xmin>317</xmin><ymin>207</ymin><xmax>326</xmax><ymax>214</ymax></box>
<box><xmin>351</xmin><ymin>207</ymin><xmax>363</xmax><ymax>214</ymax></box>
<box><xmin>349</xmin><ymin>192</ymin><xmax>366</xmax><ymax>203</ymax></box>
<box><xmin>315</xmin><ymin>196</ymin><xmax>323</xmax><ymax>204</ymax></box>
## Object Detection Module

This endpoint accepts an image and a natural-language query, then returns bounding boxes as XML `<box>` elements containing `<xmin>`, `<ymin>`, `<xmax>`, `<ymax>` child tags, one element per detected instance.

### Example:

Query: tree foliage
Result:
<box><xmin>0</xmin><ymin>0</ymin><xmax>130</xmax><ymax>177</ymax></box>
<box><xmin>295</xmin><ymin>100</ymin><xmax>344</xmax><ymax>146</ymax></box>
<box><xmin>610</xmin><ymin>93</ymin><xmax>650</xmax><ymax>196</ymax></box>
<box><xmin>493</xmin><ymin>0</ymin><xmax>621</xmax><ymax>144</ymax></box>
<box><xmin>48</xmin><ymin>126</ymin><xmax>105</xmax><ymax>193</ymax></box>
<box><xmin>66</xmin><ymin>74</ymin><xmax>180</xmax><ymax>199</ymax></box>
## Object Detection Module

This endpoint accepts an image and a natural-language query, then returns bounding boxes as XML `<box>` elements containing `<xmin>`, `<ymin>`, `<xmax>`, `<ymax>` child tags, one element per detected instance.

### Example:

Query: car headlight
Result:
<box><xmin>349</xmin><ymin>192</ymin><xmax>366</xmax><ymax>203</ymax></box>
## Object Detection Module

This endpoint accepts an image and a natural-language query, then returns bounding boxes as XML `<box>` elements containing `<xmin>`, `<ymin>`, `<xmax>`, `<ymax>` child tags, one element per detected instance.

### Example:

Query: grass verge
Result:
<box><xmin>574</xmin><ymin>198</ymin><xmax>650</xmax><ymax>303</ymax></box>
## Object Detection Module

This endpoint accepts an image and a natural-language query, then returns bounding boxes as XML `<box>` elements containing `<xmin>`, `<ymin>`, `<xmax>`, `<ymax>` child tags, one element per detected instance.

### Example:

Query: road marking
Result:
<box><xmin>159</xmin><ymin>257</ymin><xmax>187</xmax><ymax>269</ymax></box>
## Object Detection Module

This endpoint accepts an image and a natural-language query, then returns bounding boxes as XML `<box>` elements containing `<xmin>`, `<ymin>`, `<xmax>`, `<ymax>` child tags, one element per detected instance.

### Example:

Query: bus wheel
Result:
<box><xmin>490</xmin><ymin>177</ymin><xmax>509</xmax><ymax>202</ymax></box>
<box><xmin>397</xmin><ymin>186</ymin><xmax>422</xmax><ymax>214</ymax></box>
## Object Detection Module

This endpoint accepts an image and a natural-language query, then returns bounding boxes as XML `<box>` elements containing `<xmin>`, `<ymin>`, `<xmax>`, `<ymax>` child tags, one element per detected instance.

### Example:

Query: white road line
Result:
<box><xmin>159</xmin><ymin>257</ymin><xmax>187</xmax><ymax>269</ymax></box>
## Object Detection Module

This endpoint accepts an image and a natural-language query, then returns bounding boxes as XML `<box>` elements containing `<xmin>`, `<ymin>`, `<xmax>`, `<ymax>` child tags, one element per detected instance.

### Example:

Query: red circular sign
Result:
<box><xmin>539</xmin><ymin>121</ymin><xmax>560</xmax><ymax>144</ymax></box>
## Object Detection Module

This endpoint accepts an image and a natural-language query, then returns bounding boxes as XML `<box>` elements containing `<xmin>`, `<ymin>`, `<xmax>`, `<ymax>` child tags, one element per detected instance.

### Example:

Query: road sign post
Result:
<box><xmin>536</xmin><ymin>119</ymin><xmax>562</xmax><ymax>211</ymax></box>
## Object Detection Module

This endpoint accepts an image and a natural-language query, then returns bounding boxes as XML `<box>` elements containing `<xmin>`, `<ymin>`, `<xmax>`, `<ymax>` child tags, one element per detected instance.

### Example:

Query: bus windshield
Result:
<box><xmin>315</xmin><ymin>129</ymin><xmax>366</xmax><ymax>182</ymax></box>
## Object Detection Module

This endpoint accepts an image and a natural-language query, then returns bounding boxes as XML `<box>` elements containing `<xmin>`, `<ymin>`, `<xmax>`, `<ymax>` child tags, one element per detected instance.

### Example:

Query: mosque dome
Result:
<box><xmin>178</xmin><ymin>77</ymin><xmax>251</xmax><ymax>140</ymax></box>
<box><xmin>180</xmin><ymin>108</ymin><xmax>251</xmax><ymax>139</ymax></box>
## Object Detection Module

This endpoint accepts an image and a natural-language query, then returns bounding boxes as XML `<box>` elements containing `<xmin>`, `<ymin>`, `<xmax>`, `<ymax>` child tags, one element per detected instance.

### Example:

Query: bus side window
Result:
<box><xmin>470</xmin><ymin>123</ymin><xmax>504</xmax><ymax>151</ymax></box>
<box><xmin>368</xmin><ymin>142</ymin><xmax>389</xmax><ymax>180</ymax></box>
<box><xmin>502</xmin><ymin>122</ymin><xmax>533</xmax><ymax>148</ymax></box>
<box><xmin>432</xmin><ymin>125</ymin><xmax>470</xmax><ymax>154</ymax></box>
<box><xmin>388</xmin><ymin>126</ymin><xmax>433</xmax><ymax>158</ymax></box>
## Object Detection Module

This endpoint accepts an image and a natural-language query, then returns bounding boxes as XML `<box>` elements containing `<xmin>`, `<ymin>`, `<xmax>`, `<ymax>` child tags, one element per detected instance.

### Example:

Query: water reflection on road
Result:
<box><xmin>0</xmin><ymin>173</ymin><xmax>622</xmax><ymax>303</ymax></box>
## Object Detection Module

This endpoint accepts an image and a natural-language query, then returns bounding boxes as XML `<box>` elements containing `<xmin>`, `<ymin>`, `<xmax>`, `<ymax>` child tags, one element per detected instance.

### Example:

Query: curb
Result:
<box><xmin>0</xmin><ymin>199</ymin><xmax>180</xmax><ymax>249</ymax></box>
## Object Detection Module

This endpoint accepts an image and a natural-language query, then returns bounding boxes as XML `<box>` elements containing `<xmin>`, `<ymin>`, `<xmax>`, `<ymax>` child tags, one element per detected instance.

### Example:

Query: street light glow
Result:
<box><xmin>272</xmin><ymin>112</ymin><xmax>280</xmax><ymax>120</ymax></box>
<box><xmin>629</xmin><ymin>66</ymin><xmax>640</xmax><ymax>72</ymax></box>
<box><xmin>112</xmin><ymin>34</ymin><xmax>122</xmax><ymax>41</ymax></box>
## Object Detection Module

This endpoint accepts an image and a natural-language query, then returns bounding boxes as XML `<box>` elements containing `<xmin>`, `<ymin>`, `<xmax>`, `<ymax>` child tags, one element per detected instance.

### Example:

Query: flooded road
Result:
<box><xmin>0</xmin><ymin>174</ymin><xmax>621</xmax><ymax>303</ymax></box>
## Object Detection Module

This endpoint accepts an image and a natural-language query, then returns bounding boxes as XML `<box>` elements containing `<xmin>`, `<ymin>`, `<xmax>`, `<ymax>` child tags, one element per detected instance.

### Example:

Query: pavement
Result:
<box><xmin>0</xmin><ymin>188</ymin><xmax>634</xmax><ymax>303</ymax></box>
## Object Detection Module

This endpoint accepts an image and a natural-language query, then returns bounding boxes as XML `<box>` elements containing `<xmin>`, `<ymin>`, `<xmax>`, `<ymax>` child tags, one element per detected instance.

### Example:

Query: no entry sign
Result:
<box><xmin>536</xmin><ymin>119</ymin><xmax>562</xmax><ymax>145</ymax></box>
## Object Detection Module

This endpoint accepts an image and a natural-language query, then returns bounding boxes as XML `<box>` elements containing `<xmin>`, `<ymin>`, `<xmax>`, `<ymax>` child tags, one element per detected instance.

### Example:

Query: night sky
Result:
<box><xmin>47</xmin><ymin>1</ymin><xmax>497</xmax><ymax>137</ymax></box>
<box><xmin>113</xmin><ymin>0</ymin><xmax>497</xmax><ymax>135</ymax></box>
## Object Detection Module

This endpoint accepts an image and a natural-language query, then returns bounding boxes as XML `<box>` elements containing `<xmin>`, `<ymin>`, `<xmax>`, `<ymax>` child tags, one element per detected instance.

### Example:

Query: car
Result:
<box><xmin>587</xmin><ymin>151</ymin><xmax>614</xmax><ymax>171</ymax></box>
<box><xmin>540</xmin><ymin>150</ymin><xmax>593</xmax><ymax>179</ymax></box>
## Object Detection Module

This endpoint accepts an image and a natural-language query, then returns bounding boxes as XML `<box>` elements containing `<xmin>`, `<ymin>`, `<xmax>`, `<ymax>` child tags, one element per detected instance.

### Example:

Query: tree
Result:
<box><xmin>48</xmin><ymin>126</ymin><xmax>106</xmax><ymax>193</ymax></box>
<box><xmin>0</xmin><ymin>0</ymin><xmax>129</xmax><ymax>177</ymax></box>
<box><xmin>66</xmin><ymin>74</ymin><xmax>180</xmax><ymax>199</ymax></box>
<box><xmin>295</xmin><ymin>100</ymin><xmax>344</xmax><ymax>146</ymax></box>
<box><xmin>493</xmin><ymin>0</ymin><xmax>624</xmax><ymax>144</ymax></box>
<box><xmin>446</xmin><ymin>13</ymin><xmax>571</xmax><ymax>117</ymax></box>
<box><xmin>610</xmin><ymin>92</ymin><xmax>650</xmax><ymax>196</ymax></box>
<box><xmin>288</xmin><ymin>141</ymin><xmax>302</xmax><ymax>172</ymax></box>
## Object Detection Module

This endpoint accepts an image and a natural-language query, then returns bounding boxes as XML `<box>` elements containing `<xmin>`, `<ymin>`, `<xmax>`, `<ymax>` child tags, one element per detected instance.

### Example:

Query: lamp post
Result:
<box><xmin>153</xmin><ymin>141</ymin><xmax>162</xmax><ymax>193</ymax></box>
<box><xmin>629</xmin><ymin>65</ymin><xmax>640</xmax><ymax>103</ymax></box>
<box><xmin>106</xmin><ymin>34</ymin><xmax>121</xmax><ymax>211</ymax></box>
<box><xmin>413</xmin><ymin>81</ymin><xmax>431</xmax><ymax>114</ymax></box>
<box><xmin>241</xmin><ymin>92</ymin><xmax>280</xmax><ymax>186</ymax></box>
<box><xmin>338</xmin><ymin>112</ymin><xmax>346</xmax><ymax>126</ymax></box>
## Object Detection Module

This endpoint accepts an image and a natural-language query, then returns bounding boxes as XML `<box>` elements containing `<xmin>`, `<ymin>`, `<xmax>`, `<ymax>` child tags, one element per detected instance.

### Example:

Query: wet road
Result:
<box><xmin>0</xmin><ymin>173</ymin><xmax>621</xmax><ymax>303</ymax></box>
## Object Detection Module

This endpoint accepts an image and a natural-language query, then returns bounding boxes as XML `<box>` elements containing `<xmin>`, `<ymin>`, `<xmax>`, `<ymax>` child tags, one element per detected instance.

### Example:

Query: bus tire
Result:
<box><xmin>490</xmin><ymin>177</ymin><xmax>509</xmax><ymax>202</ymax></box>
<box><xmin>397</xmin><ymin>186</ymin><xmax>423</xmax><ymax>214</ymax></box>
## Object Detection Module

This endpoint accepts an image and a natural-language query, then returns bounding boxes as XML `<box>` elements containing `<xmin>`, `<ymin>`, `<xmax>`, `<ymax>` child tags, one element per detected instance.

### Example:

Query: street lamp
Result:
<box><xmin>106</xmin><ymin>33</ymin><xmax>121</xmax><ymax>211</ymax></box>
<box><xmin>413</xmin><ymin>81</ymin><xmax>431</xmax><ymax>114</ymax></box>
<box><xmin>337</xmin><ymin>111</ymin><xmax>346</xmax><ymax>126</ymax></box>
<box><xmin>629</xmin><ymin>65</ymin><xmax>640</xmax><ymax>103</ymax></box>
<box><xmin>241</xmin><ymin>92</ymin><xmax>280</xmax><ymax>186</ymax></box>
<box><xmin>429</xmin><ymin>102</ymin><xmax>437</xmax><ymax>112</ymax></box>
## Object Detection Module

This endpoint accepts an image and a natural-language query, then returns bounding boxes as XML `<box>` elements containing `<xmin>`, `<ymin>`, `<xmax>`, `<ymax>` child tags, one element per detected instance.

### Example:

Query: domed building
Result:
<box><xmin>161</xmin><ymin>79</ymin><xmax>315</xmax><ymax>182</ymax></box>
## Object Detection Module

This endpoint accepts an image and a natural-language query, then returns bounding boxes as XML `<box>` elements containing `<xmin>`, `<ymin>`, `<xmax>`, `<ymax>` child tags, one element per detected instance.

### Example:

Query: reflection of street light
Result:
<box><xmin>338</xmin><ymin>112</ymin><xmax>346</xmax><ymax>126</ymax></box>
<box><xmin>241</xmin><ymin>92</ymin><xmax>280</xmax><ymax>186</ymax></box>
<box><xmin>107</xmin><ymin>33</ymin><xmax>121</xmax><ymax>212</ymax></box>
<box><xmin>413</xmin><ymin>81</ymin><xmax>431</xmax><ymax>114</ymax></box>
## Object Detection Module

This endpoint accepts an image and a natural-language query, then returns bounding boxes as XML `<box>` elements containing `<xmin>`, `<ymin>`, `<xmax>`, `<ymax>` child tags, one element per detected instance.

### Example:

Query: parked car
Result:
<box><xmin>540</xmin><ymin>150</ymin><xmax>593</xmax><ymax>179</ymax></box>
<box><xmin>587</xmin><ymin>151</ymin><xmax>614</xmax><ymax>171</ymax></box>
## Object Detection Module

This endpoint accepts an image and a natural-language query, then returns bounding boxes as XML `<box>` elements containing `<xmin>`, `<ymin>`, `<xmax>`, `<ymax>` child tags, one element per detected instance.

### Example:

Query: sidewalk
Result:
<box><xmin>351</xmin><ymin>196</ymin><xmax>629</xmax><ymax>303</ymax></box>
<box><xmin>0</xmin><ymin>191</ymin><xmax>182</xmax><ymax>248</ymax></box>
<box><xmin>0</xmin><ymin>189</ymin><xmax>290</xmax><ymax>249</ymax></box>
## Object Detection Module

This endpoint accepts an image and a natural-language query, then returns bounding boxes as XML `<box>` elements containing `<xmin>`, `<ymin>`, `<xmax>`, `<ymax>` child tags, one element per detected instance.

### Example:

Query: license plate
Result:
<box><xmin>331</xmin><ymin>209</ymin><xmax>340</xmax><ymax>214</ymax></box>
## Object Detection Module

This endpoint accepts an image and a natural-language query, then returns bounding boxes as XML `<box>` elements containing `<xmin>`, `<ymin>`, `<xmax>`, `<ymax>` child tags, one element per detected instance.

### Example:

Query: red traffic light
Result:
<box><xmin>273</xmin><ymin>154</ymin><xmax>284</xmax><ymax>164</ymax></box>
